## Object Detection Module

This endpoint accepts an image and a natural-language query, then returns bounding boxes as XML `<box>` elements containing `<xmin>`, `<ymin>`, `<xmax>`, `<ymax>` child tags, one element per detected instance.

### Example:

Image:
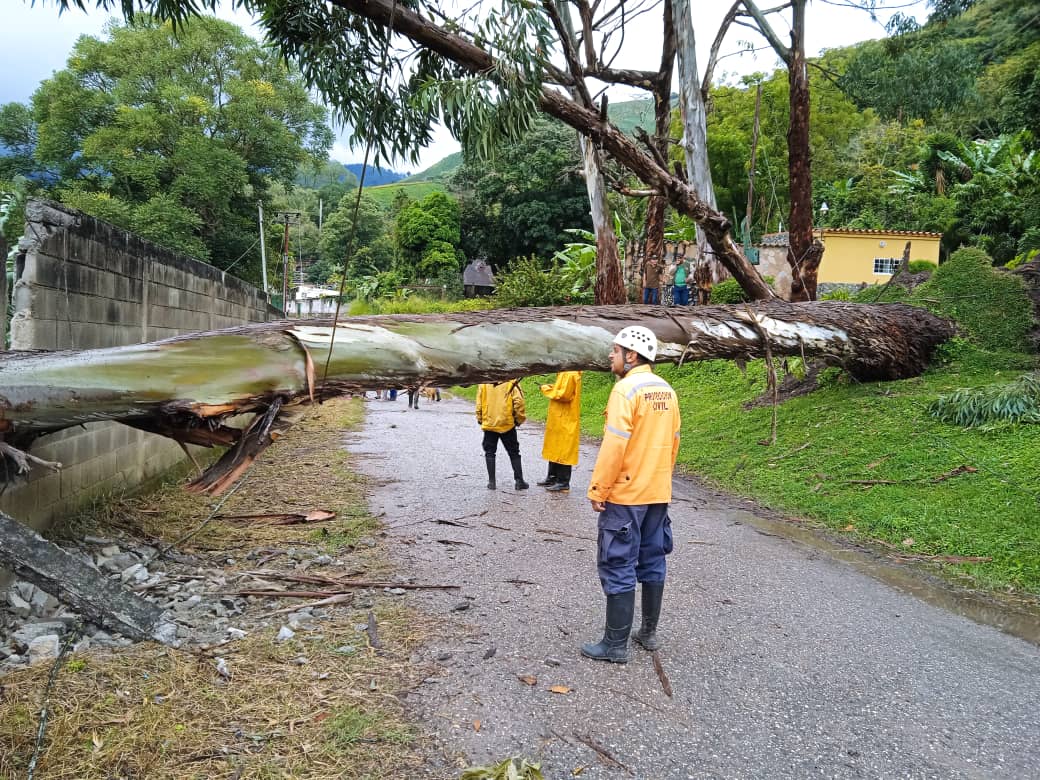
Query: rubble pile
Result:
<box><xmin>0</xmin><ymin>535</ymin><xmax>362</xmax><ymax>672</ymax></box>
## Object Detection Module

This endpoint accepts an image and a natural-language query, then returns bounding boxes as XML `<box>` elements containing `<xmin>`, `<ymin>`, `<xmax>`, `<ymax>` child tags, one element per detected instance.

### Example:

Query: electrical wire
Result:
<box><xmin>320</xmin><ymin>0</ymin><xmax>401</xmax><ymax>393</ymax></box>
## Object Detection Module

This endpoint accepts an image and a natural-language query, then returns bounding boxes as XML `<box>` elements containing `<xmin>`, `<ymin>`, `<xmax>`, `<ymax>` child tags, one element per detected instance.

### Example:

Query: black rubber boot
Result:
<box><xmin>485</xmin><ymin>454</ymin><xmax>496</xmax><ymax>490</ymax></box>
<box><xmin>509</xmin><ymin>454</ymin><xmax>529</xmax><ymax>490</ymax></box>
<box><xmin>536</xmin><ymin>464</ymin><xmax>557</xmax><ymax>487</ymax></box>
<box><xmin>581</xmin><ymin>590</ymin><xmax>635</xmax><ymax>663</ymax></box>
<box><xmin>632</xmin><ymin>582</ymin><xmax>664</xmax><ymax>651</ymax></box>
<box><xmin>546</xmin><ymin>464</ymin><xmax>571</xmax><ymax>492</ymax></box>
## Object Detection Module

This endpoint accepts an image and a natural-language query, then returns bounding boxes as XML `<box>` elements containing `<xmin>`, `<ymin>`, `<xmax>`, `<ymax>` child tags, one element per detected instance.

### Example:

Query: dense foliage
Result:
<box><xmin>0</xmin><ymin>16</ymin><xmax>332</xmax><ymax>283</ymax></box>
<box><xmin>452</xmin><ymin>117</ymin><xmax>591</xmax><ymax>267</ymax></box>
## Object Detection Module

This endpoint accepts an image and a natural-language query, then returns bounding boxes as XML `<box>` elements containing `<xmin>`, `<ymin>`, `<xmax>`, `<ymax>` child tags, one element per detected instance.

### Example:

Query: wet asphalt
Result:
<box><xmin>347</xmin><ymin>396</ymin><xmax>1040</xmax><ymax>780</ymax></box>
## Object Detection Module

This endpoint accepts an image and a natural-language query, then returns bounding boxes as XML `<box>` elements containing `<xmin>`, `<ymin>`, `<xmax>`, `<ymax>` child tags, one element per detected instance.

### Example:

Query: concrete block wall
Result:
<box><xmin>2</xmin><ymin>199</ymin><xmax>281</xmax><ymax>530</ymax></box>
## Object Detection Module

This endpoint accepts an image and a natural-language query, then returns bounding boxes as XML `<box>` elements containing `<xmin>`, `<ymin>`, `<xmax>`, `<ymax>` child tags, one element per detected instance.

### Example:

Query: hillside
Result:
<box><xmin>363</xmin><ymin>180</ymin><xmax>447</xmax><ymax>208</ymax></box>
<box><xmin>345</xmin><ymin>163</ymin><xmax>410</xmax><ymax>186</ymax></box>
<box><xmin>402</xmin><ymin>151</ymin><xmax>463</xmax><ymax>183</ymax></box>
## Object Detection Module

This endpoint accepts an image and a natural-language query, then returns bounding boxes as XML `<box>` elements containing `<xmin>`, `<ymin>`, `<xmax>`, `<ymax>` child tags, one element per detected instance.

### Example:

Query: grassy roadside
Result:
<box><xmin>0</xmin><ymin>399</ymin><xmax>436</xmax><ymax>780</ymax></box>
<box><xmin>483</xmin><ymin>352</ymin><xmax>1040</xmax><ymax>598</ymax></box>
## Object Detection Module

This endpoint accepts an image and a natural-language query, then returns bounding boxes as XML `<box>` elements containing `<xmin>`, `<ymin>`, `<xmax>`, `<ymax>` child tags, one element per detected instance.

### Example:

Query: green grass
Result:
<box><xmin>363</xmin><ymin>180</ymin><xmax>446</xmax><ymax>207</ymax></box>
<box><xmin>348</xmin><ymin>296</ymin><xmax>493</xmax><ymax>315</ymax></box>
<box><xmin>512</xmin><ymin>355</ymin><xmax>1040</xmax><ymax>596</ymax></box>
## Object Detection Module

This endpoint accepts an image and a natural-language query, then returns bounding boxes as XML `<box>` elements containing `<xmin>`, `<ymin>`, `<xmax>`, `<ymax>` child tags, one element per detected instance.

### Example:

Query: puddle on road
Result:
<box><xmin>724</xmin><ymin>506</ymin><xmax>1040</xmax><ymax>646</ymax></box>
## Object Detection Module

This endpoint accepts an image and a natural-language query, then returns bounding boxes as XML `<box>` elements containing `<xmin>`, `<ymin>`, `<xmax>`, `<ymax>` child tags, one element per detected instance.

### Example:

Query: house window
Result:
<box><xmin>873</xmin><ymin>257</ymin><xmax>901</xmax><ymax>275</ymax></box>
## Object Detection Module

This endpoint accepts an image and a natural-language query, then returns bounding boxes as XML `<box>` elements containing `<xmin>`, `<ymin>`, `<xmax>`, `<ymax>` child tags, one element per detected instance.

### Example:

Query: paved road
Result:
<box><xmin>348</xmin><ymin>396</ymin><xmax>1040</xmax><ymax>779</ymax></box>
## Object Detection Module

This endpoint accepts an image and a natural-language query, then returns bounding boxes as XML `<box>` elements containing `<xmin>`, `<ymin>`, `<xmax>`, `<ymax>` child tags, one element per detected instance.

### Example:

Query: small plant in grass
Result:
<box><xmin>929</xmin><ymin>372</ymin><xmax>1040</xmax><ymax>428</ymax></box>
<box><xmin>325</xmin><ymin>706</ymin><xmax>412</xmax><ymax>749</ymax></box>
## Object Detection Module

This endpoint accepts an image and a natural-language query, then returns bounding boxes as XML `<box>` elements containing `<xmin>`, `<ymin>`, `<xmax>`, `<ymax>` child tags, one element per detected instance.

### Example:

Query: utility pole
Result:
<box><xmin>273</xmin><ymin>211</ymin><xmax>301</xmax><ymax>313</ymax></box>
<box><xmin>257</xmin><ymin>202</ymin><xmax>269</xmax><ymax>293</ymax></box>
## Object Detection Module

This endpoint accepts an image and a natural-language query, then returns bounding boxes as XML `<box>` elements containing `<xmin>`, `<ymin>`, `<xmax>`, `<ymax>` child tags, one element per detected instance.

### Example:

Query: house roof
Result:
<box><xmin>757</xmin><ymin>228</ymin><xmax>943</xmax><ymax>248</ymax></box>
<box><xmin>463</xmin><ymin>260</ymin><xmax>496</xmax><ymax>286</ymax></box>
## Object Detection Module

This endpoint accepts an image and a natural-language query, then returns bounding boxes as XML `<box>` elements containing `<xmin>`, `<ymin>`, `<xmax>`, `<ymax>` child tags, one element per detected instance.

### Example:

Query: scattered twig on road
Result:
<box><xmin>436</xmin><ymin>538</ymin><xmax>475</xmax><ymax>547</ymax></box>
<box><xmin>651</xmin><ymin>651</ymin><xmax>674</xmax><ymax>698</ymax></box>
<box><xmin>484</xmin><ymin>522</ymin><xmax>512</xmax><ymax>531</ymax></box>
<box><xmin>504</xmin><ymin>578</ymin><xmax>537</xmax><ymax>586</ymax></box>
<box><xmin>261</xmin><ymin>593</ymin><xmax>353</xmax><ymax>617</ymax></box>
<box><xmin>573</xmin><ymin>733</ymin><xmax>633</xmax><ymax>775</ymax></box>
<box><xmin>435</xmin><ymin>518</ymin><xmax>472</xmax><ymax>528</ymax></box>
<box><xmin>536</xmin><ymin>527</ymin><xmax>595</xmax><ymax>541</ymax></box>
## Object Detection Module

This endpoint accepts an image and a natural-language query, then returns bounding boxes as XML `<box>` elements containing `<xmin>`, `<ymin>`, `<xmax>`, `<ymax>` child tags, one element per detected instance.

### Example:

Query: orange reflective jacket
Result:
<box><xmin>587</xmin><ymin>365</ymin><xmax>680</xmax><ymax>505</ymax></box>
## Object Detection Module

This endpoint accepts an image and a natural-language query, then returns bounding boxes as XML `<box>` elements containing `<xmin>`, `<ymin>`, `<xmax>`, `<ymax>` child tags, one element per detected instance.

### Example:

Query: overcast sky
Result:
<box><xmin>2</xmin><ymin>0</ymin><xmax>928</xmax><ymax>173</ymax></box>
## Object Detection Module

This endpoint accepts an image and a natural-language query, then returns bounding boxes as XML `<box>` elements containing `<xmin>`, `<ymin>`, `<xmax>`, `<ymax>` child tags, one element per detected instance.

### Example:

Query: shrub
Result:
<box><xmin>819</xmin><ymin>288</ymin><xmax>852</xmax><ymax>301</ymax></box>
<box><xmin>709</xmin><ymin>276</ymin><xmax>775</xmax><ymax>304</ymax></box>
<box><xmin>907</xmin><ymin>259</ymin><xmax>937</xmax><ymax>273</ymax></box>
<box><xmin>708</xmin><ymin>278</ymin><xmax>745</xmax><ymax>304</ymax></box>
<box><xmin>493</xmin><ymin>256</ymin><xmax>573</xmax><ymax>307</ymax></box>
<box><xmin>910</xmin><ymin>246</ymin><xmax>1035</xmax><ymax>352</ymax></box>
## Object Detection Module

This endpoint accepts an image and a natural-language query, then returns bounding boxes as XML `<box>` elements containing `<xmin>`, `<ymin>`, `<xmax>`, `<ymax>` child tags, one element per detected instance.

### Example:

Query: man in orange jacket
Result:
<box><xmin>582</xmin><ymin>326</ymin><xmax>680</xmax><ymax>663</ymax></box>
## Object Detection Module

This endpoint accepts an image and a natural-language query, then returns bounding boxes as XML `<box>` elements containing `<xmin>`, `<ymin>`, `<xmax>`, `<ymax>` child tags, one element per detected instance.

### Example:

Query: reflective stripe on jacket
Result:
<box><xmin>587</xmin><ymin>365</ymin><xmax>680</xmax><ymax>505</ymax></box>
<box><xmin>476</xmin><ymin>381</ymin><xmax>526</xmax><ymax>433</ymax></box>
<box><xmin>540</xmin><ymin>371</ymin><xmax>581</xmax><ymax>466</ymax></box>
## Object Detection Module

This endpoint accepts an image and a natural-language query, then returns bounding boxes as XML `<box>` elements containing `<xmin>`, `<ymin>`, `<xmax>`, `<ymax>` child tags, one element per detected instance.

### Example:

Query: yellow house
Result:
<box><xmin>756</xmin><ymin>229</ymin><xmax>942</xmax><ymax>298</ymax></box>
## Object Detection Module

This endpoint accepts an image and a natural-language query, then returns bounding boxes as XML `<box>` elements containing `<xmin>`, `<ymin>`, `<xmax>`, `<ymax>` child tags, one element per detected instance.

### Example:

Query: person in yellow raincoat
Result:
<box><xmin>536</xmin><ymin>371</ymin><xmax>582</xmax><ymax>492</ymax></box>
<box><xmin>475</xmin><ymin>379</ymin><xmax>529</xmax><ymax>491</ymax></box>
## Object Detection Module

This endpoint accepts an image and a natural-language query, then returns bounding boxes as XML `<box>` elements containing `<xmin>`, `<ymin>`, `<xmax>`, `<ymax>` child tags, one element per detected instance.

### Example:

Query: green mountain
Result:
<box><xmin>402</xmin><ymin>151</ymin><xmax>463</xmax><ymax>182</ymax></box>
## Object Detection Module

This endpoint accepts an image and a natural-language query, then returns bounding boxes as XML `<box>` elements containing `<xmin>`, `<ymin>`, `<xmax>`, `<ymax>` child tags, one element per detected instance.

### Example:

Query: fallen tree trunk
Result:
<box><xmin>0</xmin><ymin>511</ymin><xmax>176</xmax><ymax>644</ymax></box>
<box><xmin>0</xmin><ymin>302</ymin><xmax>953</xmax><ymax>493</ymax></box>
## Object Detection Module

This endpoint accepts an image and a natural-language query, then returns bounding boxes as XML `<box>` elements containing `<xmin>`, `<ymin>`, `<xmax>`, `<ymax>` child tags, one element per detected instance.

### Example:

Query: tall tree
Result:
<box><xmin>452</xmin><ymin>116</ymin><xmax>591</xmax><ymax>266</ymax></box>
<box><xmin>52</xmin><ymin>0</ymin><xmax>776</xmax><ymax>301</ymax></box>
<box><xmin>739</xmin><ymin>0</ymin><xmax>823</xmax><ymax>301</ymax></box>
<box><xmin>3</xmin><ymin>14</ymin><xmax>331</xmax><ymax>280</ymax></box>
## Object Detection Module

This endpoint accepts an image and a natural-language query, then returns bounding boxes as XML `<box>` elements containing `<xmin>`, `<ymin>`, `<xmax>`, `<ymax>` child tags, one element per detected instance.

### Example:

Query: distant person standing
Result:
<box><xmin>661</xmin><ymin>259</ymin><xmax>677</xmax><ymax>307</ymax></box>
<box><xmin>642</xmin><ymin>256</ymin><xmax>661</xmax><ymax>304</ymax></box>
<box><xmin>407</xmin><ymin>386</ymin><xmax>420</xmax><ymax>409</ymax></box>
<box><xmin>476</xmin><ymin>380</ymin><xmax>529</xmax><ymax>491</ymax></box>
<box><xmin>671</xmin><ymin>255</ymin><xmax>690</xmax><ymax>306</ymax></box>
<box><xmin>582</xmin><ymin>326</ymin><xmax>681</xmax><ymax>664</ymax></box>
<box><xmin>536</xmin><ymin>371</ymin><xmax>582</xmax><ymax>493</ymax></box>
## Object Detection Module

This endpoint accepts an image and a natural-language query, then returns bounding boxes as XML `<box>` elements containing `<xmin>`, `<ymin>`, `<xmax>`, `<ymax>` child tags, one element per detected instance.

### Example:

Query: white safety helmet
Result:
<box><xmin>613</xmin><ymin>326</ymin><xmax>658</xmax><ymax>362</ymax></box>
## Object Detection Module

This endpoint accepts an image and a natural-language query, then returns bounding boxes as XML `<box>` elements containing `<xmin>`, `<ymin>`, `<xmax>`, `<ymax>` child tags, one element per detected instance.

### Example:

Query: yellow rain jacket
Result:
<box><xmin>540</xmin><ymin>370</ymin><xmax>582</xmax><ymax>467</ymax></box>
<box><xmin>588</xmin><ymin>365</ymin><xmax>680</xmax><ymax>505</ymax></box>
<box><xmin>539</xmin><ymin>371</ymin><xmax>582</xmax><ymax>466</ymax></box>
<box><xmin>475</xmin><ymin>380</ymin><xmax>526</xmax><ymax>433</ymax></box>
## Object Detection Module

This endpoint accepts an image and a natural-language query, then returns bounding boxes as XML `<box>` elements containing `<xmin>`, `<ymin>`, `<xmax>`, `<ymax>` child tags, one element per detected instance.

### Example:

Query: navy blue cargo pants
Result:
<box><xmin>596</xmin><ymin>502</ymin><xmax>673</xmax><ymax>594</ymax></box>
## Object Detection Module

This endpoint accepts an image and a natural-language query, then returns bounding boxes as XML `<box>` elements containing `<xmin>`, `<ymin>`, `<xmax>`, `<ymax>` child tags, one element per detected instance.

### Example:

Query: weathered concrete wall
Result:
<box><xmin>1</xmin><ymin>199</ymin><xmax>279</xmax><ymax>529</ymax></box>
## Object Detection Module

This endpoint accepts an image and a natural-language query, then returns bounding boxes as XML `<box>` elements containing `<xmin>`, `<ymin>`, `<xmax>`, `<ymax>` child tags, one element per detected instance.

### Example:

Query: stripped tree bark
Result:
<box><xmin>739</xmin><ymin>0</ymin><xmax>825</xmax><ymax>301</ymax></box>
<box><xmin>0</xmin><ymin>302</ymin><xmax>954</xmax><ymax>493</ymax></box>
